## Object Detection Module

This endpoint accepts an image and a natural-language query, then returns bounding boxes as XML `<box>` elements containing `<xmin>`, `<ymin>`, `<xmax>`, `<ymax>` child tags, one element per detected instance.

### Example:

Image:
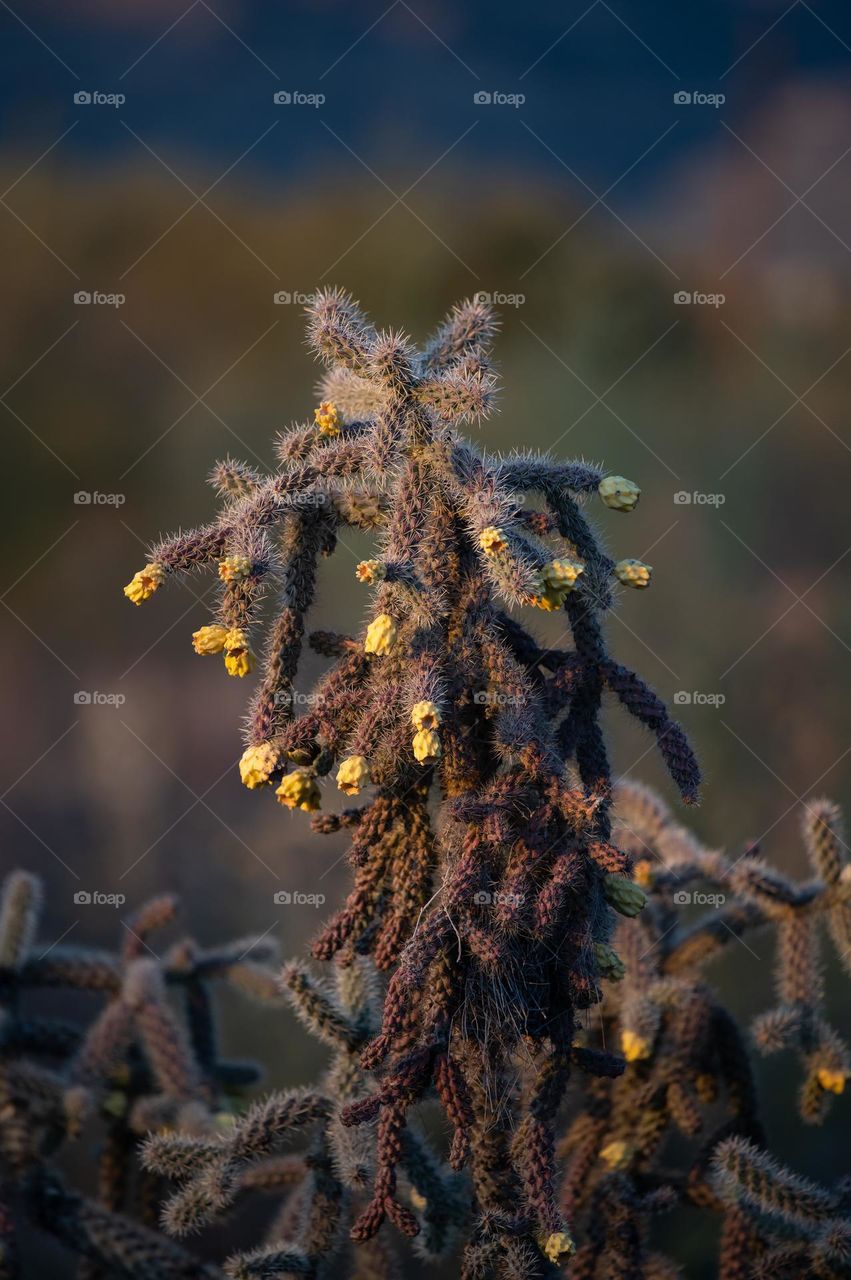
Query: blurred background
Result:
<box><xmin>2</xmin><ymin>0</ymin><xmax>850</xmax><ymax>1273</ymax></box>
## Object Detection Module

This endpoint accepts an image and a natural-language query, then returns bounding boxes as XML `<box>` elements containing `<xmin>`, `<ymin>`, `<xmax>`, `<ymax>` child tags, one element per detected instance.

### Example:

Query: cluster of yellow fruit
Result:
<box><xmin>475</xmin><ymin>474</ymin><xmax>653</xmax><ymax>608</ymax></box>
<box><xmin>314</xmin><ymin>400</ymin><xmax>341</xmax><ymax>437</ymax></box>
<box><xmin>411</xmin><ymin>700</ymin><xmax>442</xmax><ymax>764</ymax></box>
<box><xmin>191</xmin><ymin>624</ymin><xmax>254</xmax><ymax>677</ymax></box>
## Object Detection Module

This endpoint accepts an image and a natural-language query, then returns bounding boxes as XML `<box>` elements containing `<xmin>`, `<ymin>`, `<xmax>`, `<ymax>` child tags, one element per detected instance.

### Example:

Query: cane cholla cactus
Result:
<box><xmin>555</xmin><ymin>783</ymin><xmax>851</xmax><ymax>1279</ymax></box>
<box><xmin>123</xmin><ymin>290</ymin><xmax>701</xmax><ymax>1273</ymax></box>
<box><xmin>143</xmin><ymin>955</ymin><xmax>466</xmax><ymax>1278</ymax></box>
<box><xmin>0</xmin><ymin>869</ymin><xmax>282</xmax><ymax>1278</ymax></box>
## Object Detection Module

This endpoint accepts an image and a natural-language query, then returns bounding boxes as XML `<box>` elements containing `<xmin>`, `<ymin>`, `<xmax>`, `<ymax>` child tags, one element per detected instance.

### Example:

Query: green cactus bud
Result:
<box><xmin>603</xmin><ymin>875</ymin><xmax>648</xmax><ymax>917</ymax></box>
<box><xmin>593</xmin><ymin>942</ymin><xmax>626</xmax><ymax>981</ymax></box>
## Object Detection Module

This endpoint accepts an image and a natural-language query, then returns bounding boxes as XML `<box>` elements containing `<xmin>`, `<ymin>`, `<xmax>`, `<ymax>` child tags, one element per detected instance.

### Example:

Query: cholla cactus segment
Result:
<box><xmin>276</xmin><ymin>769</ymin><xmax>321</xmax><ymax>812</ymax></box>
<box><xmin>599</xmin><ymin>475</ymin><xmax>640</xmax><ymax>511</ymax></box>
<box><xmin>355</xmin><ymin>559</ymin><xmax>385</xmax><ymax>584</ymax></box>
<box><xmin>410</xmin><ymin>701</ymin><xmax>441</xmax><ymax>731</ymax></box>
<box><xmin>239</xmin><ymin>742</ymin><xmax>278</xmax><ymax>789</ymax></box>
<box><xmin>412</xmin><ymin>728</ymin><xmax>441</xmax><ymax>764</ymax></box>
<box><xmin>615</xmin><ymin>559</ymin><xmax>652</xmax><ymax>589</ymax></box>
<box><xmin>218</xmin><ymin>554</ymin><xmax>252</xmax><ymax>583</ymax></box>
<box><xmin>224</xmin><ymin>629</ymin><xmax>254</xmax><ymax>678</ymax></box>
<box><xmin>123</xmin><ymin>563</ymin><xmax>164</xmax><ymax>604</ymax></box>
<box><xmin>336</xmin><ymin>755</ymin><xmax>371</xmax><ymax>796</ymax></box>
<box><xmin>315</xmin><ymin>400</ymin><xmax>342</xmax><ymax>436</ymax></box>
<box><xmin>192</xmin><ymin>624</ymin><xmax>229</xmax><ymax>655</ymax></box>
<box><xmin>363</xmin><ymin>613</ymin><xmax>397</xmax><ymax>656</ymax></box>
<box><xmin>0</xmin><ymin>869</ymin><xmax>285</xmax><ymax>1278</ymax></box>
<box><xmin>478</xmin><ymin>526</ymin><xmax>508</xmax><ymax>556</ymax></box>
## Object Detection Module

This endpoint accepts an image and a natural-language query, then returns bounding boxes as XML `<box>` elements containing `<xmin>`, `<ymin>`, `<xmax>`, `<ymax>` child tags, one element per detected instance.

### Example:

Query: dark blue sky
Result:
<box><xmin>3</xmin><ymin>0</ymin><xmax>851</xmax><ymax>203</ymax></box>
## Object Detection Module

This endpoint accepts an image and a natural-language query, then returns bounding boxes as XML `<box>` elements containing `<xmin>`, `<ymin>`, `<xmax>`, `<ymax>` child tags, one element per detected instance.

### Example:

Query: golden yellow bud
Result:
<box><xmin>239</xmin><ymin>742</ymin><xmax>278</xmax><ymax>789</ymax></box>
<box><xmin>192</xmin><ymin>624</ymin><xmax>229</xmax><ymax>655</ymax></box>
<box><xmin>411</xmin><ymin>701</ymin><xmax>441</xmax><ymax>731</ymax></box>
<box><xmin>355</xmin><ymin>559</ymin><xmax>386</xmax><ymax>584</ymax></box>
<box><xmin>336</xmin><ymin>755</ymin><xmax>371</xmax><ymax>796</ymax></box>
<box><xmin>600</xmin><ymin>1139</ymin><xmax>633</xmax><ymax>1170</ymax></box>
<box><xmin>541</xmin><ymin>1232</ymin><xmax>575</xmax><ymax>1262</ymax></box>
<box><xmin>540</xmin><ymin>559</ymin><xmax>584</xmax><ymax>591</ymax></box>
<box><xmin>621</xmin><ymin>1029</ymin><xmax>652</xmax><ymax>1062</ymax></box>
<box><xmin>599</xmin><ymin>475</ymin><xmax>640</xmax><ymax>511</ymax></box>
<box><xmin>223</xmin><ymin>628</ymin><xmax>255</xmax><ymax>678</ymax></box>
<box><xmin>275</xmin><ymin>769</ymin><xmax>321</xmax><ymax>812</ymax></box>
<box><xmin>314</xmin><ymin>400</ymin><xmax>341</xmax><ymax>437</ymax></box>
<box><xmin>123</xmin><ymin>563</ymin><xmax>164</xmax><ymax>605</ymax></box>
<box><xmin>364</xmin><ymin>613</ymin><xmax>397</xmax><ymax>656</ymax></box>
<box><xmin>218</xmin><ymin>555</ymin><xmax>252</xmax><ymax>584</ymax></box>
<box><xmin>817</xmin><ymin>1067</ymin><xmax>846</xmax><ymax>1094</ymax></box>
<box><xmin>614</xmin><ymin>558</ymin><xmax>652</xmax><ymax>589</ymax></box>
<box><xmin>479</xmin><ymin>526</ymin><xmax>508</xmax><ymax>556</ymax></box>
<box><xmin>412</xmin><ymin>728</ymin><xmax>441</xmax><ymax>765</ymax></box>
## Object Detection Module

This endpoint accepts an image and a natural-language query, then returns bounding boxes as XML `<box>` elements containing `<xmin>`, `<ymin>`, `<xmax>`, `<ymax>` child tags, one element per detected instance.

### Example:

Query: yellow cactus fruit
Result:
<box><xmin>603</xmin><ymin>874</ymin><xmax>648</xmax><ymax>918</ymax></box>
<box><xmin>541</xmin><ymin>1232</ymin><xmax>575</xmax><ymax>1263</ymax></box>
<box><xmin>528</xmin><ymin>584</ymin><xmax>565</xmax><ymax>612</ymax></box>
<box><xmin>541</xmin><ymin>559</ymin><xmax>584</xmax><ymax>591</ymax></box>
<box><xmin>123</xmin><ymin>563</ymin><xmax>164</xmax><ymax>605</ymax></box>
<box><xmin>593</xmin><ymin>942</ymin><xmax>626</xmax><ymax>982</ymax></box>
<box><xmin>817</xmin><ymin>1067</ymin><xmax>846</xmax><ymax>1094</ymax></box>
<box><xmin>621</xmin><ymin>1029</ymin><xmax>652</xmax><ymax>1062</ymax></box>
<box><xmin>599</xmin><ymin>475</ymin><xmax>640</xmax><ymax>511</ymax></box>
<box><xmin>412</xmin><ymin>728</ymin><xmax>442</xmax><ymax>765</ymax></box>
<box><xmin>239</xmin><ymin>742</ymin><xmax>278</xmax><ymax>789</ymax></box>
<box><xmin>192</xmin><ymin>624</ymin><xmax>229</xmax><ymax>655</ymax></box>
<box><xmin>364</xmin><ymin>614</ymin><xmax>397</xmax><ymax>656</ymax></box>
<box><xmin>336</xmin><ymin>755</ymin><xmax>371</xmax><ymax>796</ymax></box>
<box><xmin>314</xmin><ymin>400</ymin><xmax>341</xmax><ymax>436</ymax></box>
<box><xmin>218</xmin><ymin>554</ymin><xmax>252</xmax><ymax>584</ymax></box>
<box><xmin>479</xmin><ymin>526</ymin><xmax>508</xmax><ymax>556</ymax></box>
<box><xmin>614</xmin><ymin>558</ymin><xmax>652</xmax><ymax>589</ymax></box>
<box><xmin>411</xmin><ymin>701</ymin><xmax>441</xmax><ymax>731</ymax></box>
<box><xmin>275</xmin><ymin>768</ymin><xmax>321</xmax><ymax>812</ymax></box>
<box><xmin>355</xmin><ymin>559</ymin><xmax>386</xmax><ymax>584</ymax></box>
<box><xmin>600</xmin><ymin>1139</ymin><xmax>633</xmax><ymax>1170</ymax></box>
<box><xmin>223</xmin><ymin>628</ymin><xmax>255</xmax><ymax>678</ymax></box>
<box><xmin>633</xmin><ymin>858</ymin><xmax>654</xmax><ymax>889</ymax></box>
